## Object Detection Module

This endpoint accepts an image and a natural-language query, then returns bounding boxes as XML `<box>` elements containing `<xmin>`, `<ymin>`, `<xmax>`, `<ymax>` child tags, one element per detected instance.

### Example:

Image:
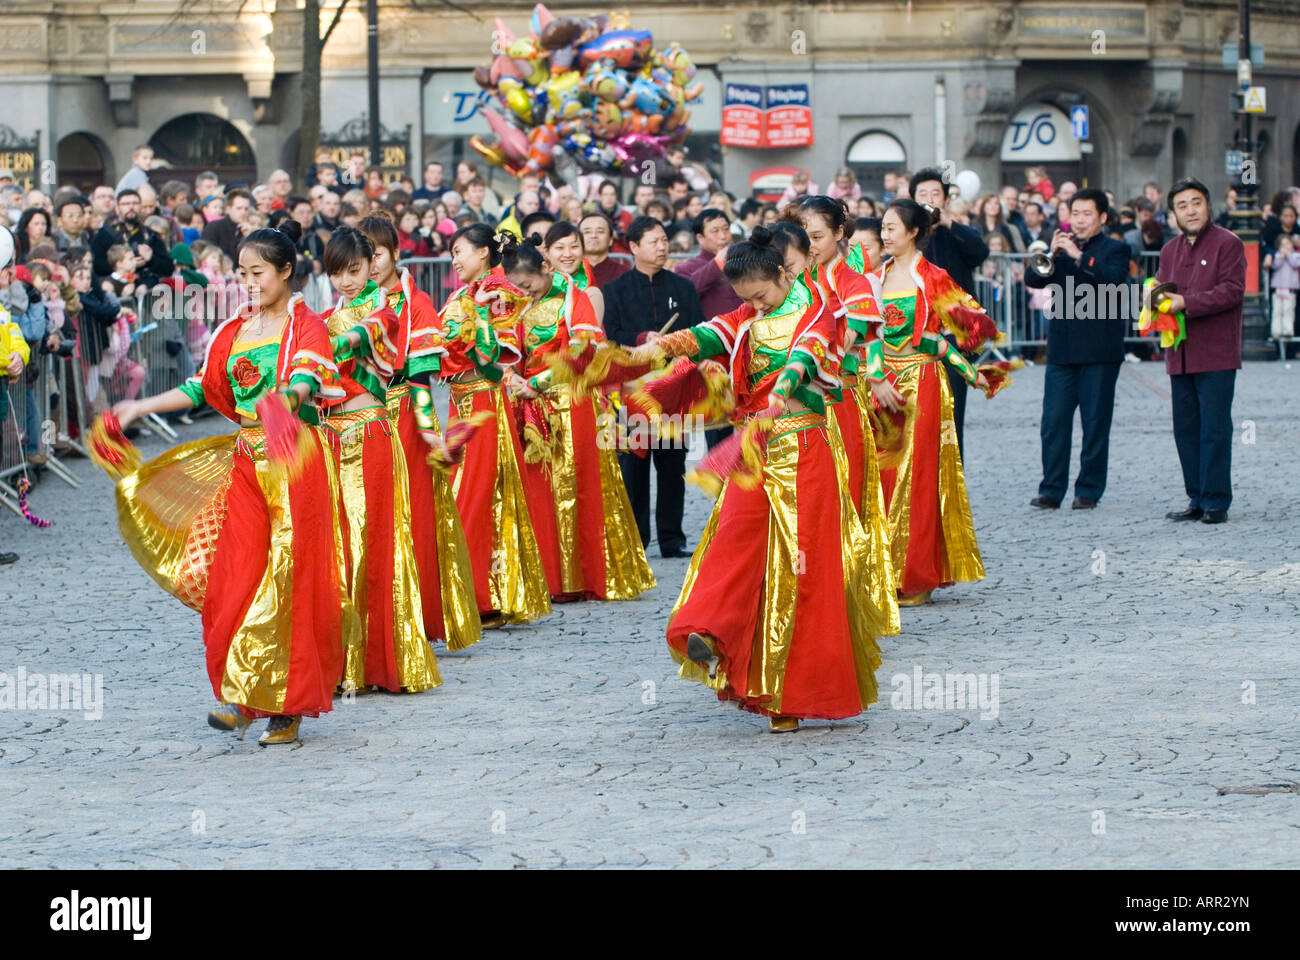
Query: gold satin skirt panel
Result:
<box><xmin>327</xmin><ymin>405</ymin><xmax>440</xmax><ymax>693</ymax></box>
<box><xmin>875</xmin><ymin>353</ymin><xmax>984</xmax><ymax>592</ymax></box>
<box><xmin>450</xmin><ymin>379</ymin><xmax>552</xmax><ymax>624</ymax></box>
<box><xmin>386</xmin><ymin>384</ymin><xmax>482</xmax><ymax>651</ymax></box>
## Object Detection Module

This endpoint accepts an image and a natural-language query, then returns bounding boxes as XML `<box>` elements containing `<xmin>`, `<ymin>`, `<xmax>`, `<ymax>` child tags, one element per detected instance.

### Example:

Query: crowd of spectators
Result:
<box><xmin>0</xmin><ymin>143</ymin><xmax>1291</xmax><ymax>488</ymax></box>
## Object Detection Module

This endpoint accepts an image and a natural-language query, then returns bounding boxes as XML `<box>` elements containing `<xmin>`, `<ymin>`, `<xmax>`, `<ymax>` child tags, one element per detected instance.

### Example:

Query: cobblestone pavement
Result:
<box><xmin>2</xmin><ymin>363</ymin><xmax>1297</xmax><ymax>869</ymax></box>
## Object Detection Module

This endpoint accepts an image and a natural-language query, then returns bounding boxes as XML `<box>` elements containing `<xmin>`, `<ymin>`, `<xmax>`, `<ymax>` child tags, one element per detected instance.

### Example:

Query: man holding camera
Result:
<box><xmin>1024</xmin><ymin>188</ymin><xmax>1131</xmax><ymax>510</ymax></box>
<box><xmin>90</xmin><ymin>189</ymin><xmax>173</xmax><ymax>289</ymax></box>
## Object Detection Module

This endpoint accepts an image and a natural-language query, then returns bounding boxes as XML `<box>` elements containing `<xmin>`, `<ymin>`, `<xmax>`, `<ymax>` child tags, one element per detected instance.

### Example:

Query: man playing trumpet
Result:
<box><xmin>1024</xmin><ymin>188</ymin><xmax>1132</xmax><ymax>511</ymax></box>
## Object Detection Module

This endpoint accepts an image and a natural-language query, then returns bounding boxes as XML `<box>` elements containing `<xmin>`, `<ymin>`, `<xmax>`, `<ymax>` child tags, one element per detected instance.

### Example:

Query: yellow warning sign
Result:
<box><xmin>1243</xmin><ymin>86</ymin><xmax>1267</xmax><ymax>113</ymax></box>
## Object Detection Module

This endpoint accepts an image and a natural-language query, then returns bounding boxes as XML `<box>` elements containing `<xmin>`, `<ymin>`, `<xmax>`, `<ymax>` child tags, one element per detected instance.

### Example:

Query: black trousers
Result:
<box><xmin>1170</xmin><ymin>369</ymin><xmax>1235</xmax><ymax>513</ymax></box>
<box><xmin>619</xmin><ymin>447</ymin><xmax>687</xmax><ymax>554</ymax></box>
<box><xmin>945</xmin><ymin>350</ymin><xmax>969</xmax><ymax>458</ymax></box>
<box><xmin>704</xmin><ymin>425</ymin><xmax>734</xmax><ymax>449</ymax></box>
<box><xmin>1039</xmin><ymin>362</ymin><xmax>1121</xmax><ymax>503</ymax></box>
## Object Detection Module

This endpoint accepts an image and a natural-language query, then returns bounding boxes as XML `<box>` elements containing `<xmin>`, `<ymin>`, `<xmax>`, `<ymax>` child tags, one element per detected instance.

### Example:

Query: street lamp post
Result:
<box><xmin>367</xmin><ymin>0</ymin><xmax>380</xmax><ymax>168</ymax></box>
<box><xmin>1230</xmin><ymin>0</ymin><xmax>1271</xmax><ymax>358</ymax></box>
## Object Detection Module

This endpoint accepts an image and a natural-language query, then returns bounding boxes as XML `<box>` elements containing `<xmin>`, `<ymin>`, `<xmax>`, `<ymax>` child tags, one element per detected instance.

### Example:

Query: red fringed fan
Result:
<box><xmin>686</xmin><ymin>404</ymin><xmax>780</xmax><ymax>497</ymax></box>
<box><xmin>545</xmin><ymin>339</ymin><xmax>660</xmax><ymax>398</ymax></box>
<box><xmin>88</xmin><ymin>411</ymin><xmax>143</xmax><ymax>481</ymax></box>
<box><xmin>428</xmin><ymin>411</ymin><xmax>495</xmax><ymax>472</ymax></box>
<box><xmin>254</xmin><ymin>393</ymin><xmax>318</xmax><ymax>481</ymax></box>
<box><xmin>975</xmin><ymin>357</ymin><xmax>1024</xmax><ymax>399</ymax></box>
<box><xmin>624</xmin><ymin>358</ymin><xmax>733</xmax><ymax>431</ymax></box>
<box><xmin>947</xmin><ymin>305</ymin><xmax>1000</xmax><ymax>352</ymax></box>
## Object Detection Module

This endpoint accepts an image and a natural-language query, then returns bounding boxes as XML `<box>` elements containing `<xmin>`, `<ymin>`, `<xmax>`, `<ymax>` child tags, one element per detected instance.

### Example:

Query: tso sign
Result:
<box><xmin>999</xmin><ymin>104</ymin><xmax>1081</xmax><ymax>162</ymax></box>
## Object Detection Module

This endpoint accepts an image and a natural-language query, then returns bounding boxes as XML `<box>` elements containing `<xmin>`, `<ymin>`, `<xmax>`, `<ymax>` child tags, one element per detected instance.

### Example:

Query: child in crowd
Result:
<box><xmin>1268</xmin><ymin>232</ymin><xmax>1300</xmax><ymax>345</ymax></box>
<box><xmin>69</xmin><ymin>262</ymin><xmax>136</xmax><ymax>411</ymax></box>
<box><xmin>221</xmin><ymin>252</ymin><xmax>248</xmax><ymax>316</ymax></box>
<box><xmin>175</xmin><ymin>203</ymin><xmax>201</xmax><ymax>244</ymax></box>
<box><xmin>145</xmin><ymin>215</ymin><xmax>171</xmax><ymax>242</ymax></box>
<box><xmin>105</xmin><ymin>244</ymin><xmax>139</xmax><ymax>302</ymax></box>
<box><xmin>417</xmin><ymin>205</ymin><xmax>445</xmax><ymax>254</ymax></box>
<box><xmin>201</xmin><ymin>194</ymin><xmax>225</xmax><ymax>222</ymax></box>
<box><xmin>26</xmin><ymin>263</ymin><xmax>64</xmax><ymax>336</ymax></box>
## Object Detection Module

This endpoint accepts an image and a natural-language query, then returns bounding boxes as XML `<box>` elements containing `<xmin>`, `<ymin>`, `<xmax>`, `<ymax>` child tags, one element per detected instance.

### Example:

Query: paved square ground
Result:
<box><xmin>2</xmin><ymin>361</ymin><xmax>1297</xmax><ymax>868</ymax></box>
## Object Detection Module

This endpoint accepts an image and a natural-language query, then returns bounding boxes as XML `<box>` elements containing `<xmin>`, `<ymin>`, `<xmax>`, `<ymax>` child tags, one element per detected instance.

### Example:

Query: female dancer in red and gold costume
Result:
<box><xmin>321</xmin><ymin>226</ymin><xmax>442</xmax><ymax>693</ymax></box>
<box><xmin>872</xmin><ymin>199</ymin><xmax>996</xmax><ymax>606</ymax></box>
<box><xmin>779</xmin><ymin>208</ymin><xmax>898</xmax><ymax>635</ymax></box>
<box><xmin>358</xmin><ymin>216</ymin><xmax>480</xmax><ymax>651</ymax></box>
<box><xmin>432</xmin><ymin>223</ymin><xmax>550</xmax><ymax>625</ymax></box>
<box><xmin>543</xmin><ymin>222</ymin><xmax>606</xmax><ymax>323</ymax></box>
<box><xmin>500</xmin><ymin>232</ymin><xmax>656</xmax><ymax>601</ymax></box>
<box><xmin>648</xmin><ymin>226</ymin><xmax>890</xmax><ymax>733</ymax></box>
<box><xmin>109</xmin><ymin>222</ymin><xmax>353</xmax><ymax>745</ymax></box>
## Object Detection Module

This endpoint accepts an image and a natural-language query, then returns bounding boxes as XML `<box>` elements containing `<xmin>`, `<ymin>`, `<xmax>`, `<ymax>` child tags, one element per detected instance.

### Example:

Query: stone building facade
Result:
<box><xmin>1</xmin><ymin>1</ymin><xmax>1297</xmax><ymax>205</ymax></box>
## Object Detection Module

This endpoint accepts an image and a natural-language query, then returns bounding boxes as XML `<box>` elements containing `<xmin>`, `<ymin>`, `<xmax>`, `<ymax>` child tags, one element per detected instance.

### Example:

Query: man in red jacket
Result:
<box><xmin>1155</xmin><ymin>177</ymin><xmax>1246</xmax><ymax>524</ymax></box>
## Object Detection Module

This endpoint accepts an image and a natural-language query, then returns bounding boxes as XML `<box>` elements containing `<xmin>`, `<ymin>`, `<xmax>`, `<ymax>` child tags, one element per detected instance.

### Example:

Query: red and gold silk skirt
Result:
<box><xmin>518</xmin><ymin>390</ymin><xmax>656</xmax><ymax>601</ymax></box>
<box><xmin>666</xmin><ymin>411</ymin><xmax>886</xmax><ymax>721</ymax></box>
<box><xmin>386</xmin><ymin>383</ymin><xmax>481</xmax><ymax>651</ymax></box>
<box><xmin>447</xmin><ymin>375</ymin><xmax>551</xmax><ymax>624</ymax></box>
<box><xmin>828</xmin><ymin>378</ymin><xmax>899</xmax><ymax>636</ymax></box>
<box><xmin>872</xmin><ymin>352</ymin><xmax>984</xmax><ymax>596</ymax></box>
<box><xmin>326</xmin><ymin>404</ymin><xmax>440</xmax><ymax>694</ymax></box>
<box><xmin>115</xmin><ymin>426</ymin><xmax>355</xmax><ymax>717</ymax></box>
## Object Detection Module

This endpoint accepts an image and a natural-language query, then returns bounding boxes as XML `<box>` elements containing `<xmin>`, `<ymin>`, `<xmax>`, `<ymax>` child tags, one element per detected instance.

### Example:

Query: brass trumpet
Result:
<box><xmin>1028</xmin><ymin>250</ymin><xmax>1058</xmax><ymax>277</ymax></box>
<box><xmin>1029</xmin><ymin>231</ymin><xmax>1070</xmax><ymax>277</ymax></box>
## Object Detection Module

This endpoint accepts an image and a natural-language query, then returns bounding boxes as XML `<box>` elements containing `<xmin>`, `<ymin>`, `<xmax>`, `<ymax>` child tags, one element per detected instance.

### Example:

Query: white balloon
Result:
<box><xmin>953</xmin><ymin>169</ymin><xmax>981</xmax><ymax>201</ymax></box>
<box><xmin>0</xmin><ymin>226</ymin><xmax>13</xmax><ymax>270</ymax></box>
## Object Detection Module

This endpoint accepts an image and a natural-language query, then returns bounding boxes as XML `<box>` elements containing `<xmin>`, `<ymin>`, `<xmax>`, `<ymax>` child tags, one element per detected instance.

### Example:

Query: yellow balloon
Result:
<box><xmin>506</xmin><ymin>87</ymin><xmax>533</xmax><ymax>124</ymax></box>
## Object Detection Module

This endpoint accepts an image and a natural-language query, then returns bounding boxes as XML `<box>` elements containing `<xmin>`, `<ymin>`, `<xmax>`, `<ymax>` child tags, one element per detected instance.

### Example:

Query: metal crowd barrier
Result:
<box><xmin>396</xmin><ymin>249</ymin><xmax>1172</xmax><ymax>357</ymax></box>
<box><xmin>974</xmin><ymin>251</ymin><xmax>1165</xmax><ymax>354</ymax></box>
<box><xmin>0</xmin><ymin>350</ymin><xmax>88</xmax><ymax>516</ymax></box>
<box><xmin>0</xmin><ymin>365</ymin><xmax>35</xmax><ymax>517</ymax></box>
<box><xmin>0</xmin><ymin>278</ymin><xmax>214</xmax><ymax>518</ymax></box>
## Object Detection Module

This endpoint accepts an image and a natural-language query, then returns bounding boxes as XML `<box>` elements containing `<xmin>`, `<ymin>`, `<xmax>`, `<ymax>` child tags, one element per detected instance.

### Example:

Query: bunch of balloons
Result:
<box><xmin>470</xmin><ymin>4</ymin><xmax>702</xmax><ymax>185</ymax></box>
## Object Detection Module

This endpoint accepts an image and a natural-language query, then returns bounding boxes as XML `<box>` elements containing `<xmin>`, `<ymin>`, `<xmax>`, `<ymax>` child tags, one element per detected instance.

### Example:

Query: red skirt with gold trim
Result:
<box><xmin>115</xmin><ymin>427</ymin><xmax>354</xmax><ymax>717</ymax></box>
<box><xmin>666</xmin><ymin>411</ymin><xmax>885</xmax><ymax>721</ymax></box>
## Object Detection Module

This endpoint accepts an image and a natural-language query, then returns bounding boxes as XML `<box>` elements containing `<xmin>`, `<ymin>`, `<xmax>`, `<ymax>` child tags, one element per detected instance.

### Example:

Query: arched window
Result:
<box><xmin>846</xmin><ymin>131</ymin><xmax>906</xmax><ymax>198</ymax></box>
<box><xmin>57</xmin><ymin>132</ymin><xmax>113</xmax><ymax>195</ymax></box>
<box><xmin>149</xmin><ymin>113</ymin><xmax>256</xmax><ymax>187</ymax></box>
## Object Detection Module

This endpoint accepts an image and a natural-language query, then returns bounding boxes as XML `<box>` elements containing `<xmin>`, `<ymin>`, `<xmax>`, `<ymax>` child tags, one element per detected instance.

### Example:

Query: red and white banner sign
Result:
<box><xmin>720</xmin><ymin>83</ymin><xmax>814</xmax><ymax>148</ymax></box>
